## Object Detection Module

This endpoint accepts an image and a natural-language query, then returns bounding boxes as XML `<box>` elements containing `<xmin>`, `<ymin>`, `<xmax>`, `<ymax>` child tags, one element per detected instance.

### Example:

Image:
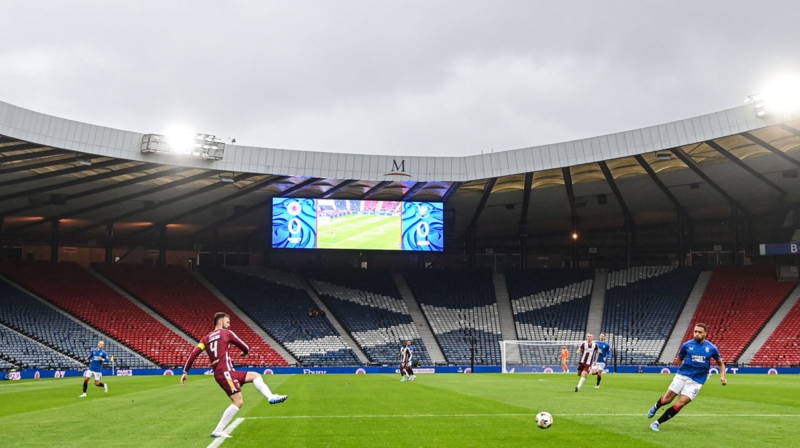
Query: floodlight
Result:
<box><xmin>747</xmin><ymin>73</ymin><xmax>800</xmax><ymax>117</ymax></box>
<box><xmin>571</xmin><ymin>231</ymin><xmax>579</xmax><ymax>241</ymax></box>
<box><xmin>141</xmin><ymin>130</ymin><xmax>225</xmax><ymax>160</ymax></box>
<box><xmin>656</xmin><ymin>153</ymin><xmax>672</xmax><ymax>161</ymax></box>
<box><xmin>164</xmin><ymin>126</ymin><xmax>197</xmax><ymax>155</ymax></box>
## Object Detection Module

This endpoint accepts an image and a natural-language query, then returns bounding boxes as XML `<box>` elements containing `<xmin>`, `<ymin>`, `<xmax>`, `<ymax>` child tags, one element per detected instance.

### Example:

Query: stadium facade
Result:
<box><xmin>0</xmin><ymin>100</ymin><xmax>798</xmax><ymax>270</ymax></box>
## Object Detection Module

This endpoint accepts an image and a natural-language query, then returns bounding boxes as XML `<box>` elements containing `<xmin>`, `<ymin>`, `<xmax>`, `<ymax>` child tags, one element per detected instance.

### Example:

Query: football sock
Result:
<box><xmin>596</xmin><ymin>376</ymin><xmax>602</xmax><ymax>386</ymax></box>
<box><xmin>213</xmin><ymin>404</ymin><xmax>240</xmax><ymax>434</ymax></box>
<box><xmin>577</xmin><ymin>377</ymin><xmax>585</xmax><ymax>389</ymax></box>
<box><xmin>657</xmin><ymin>405</ymin><xmax>682</xmax><ymax>424</ymax></box>
<box><xmin>96</xmin><ymin>382</ymin><xmax>105</xmax><ymax>388</ymax></box>
<box><xmin>407</xmin><ymin>367</ymin><xmax>414</xmax><ymax>375</ymax></box>
<box><xmin>82</xmin><ymin>381</ymin><xmax>88</xmax><ymax>393</ymax></box>
<box><xmin>252</xmin><ymin>376</ymin><xmax>273</xmax><ymax>399</ymax></box>
<box><xmin>653</xmin><ymin>397</ymin><xmax>667</xmax><ymax>410</ymax></box>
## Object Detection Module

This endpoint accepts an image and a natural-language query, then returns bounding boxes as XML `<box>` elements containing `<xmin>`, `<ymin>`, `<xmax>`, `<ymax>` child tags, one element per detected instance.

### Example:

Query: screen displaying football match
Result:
<box><xmin>271</xmin><ymin>198</ymin><xmax>444</xmax><ymax>251</ymax></box>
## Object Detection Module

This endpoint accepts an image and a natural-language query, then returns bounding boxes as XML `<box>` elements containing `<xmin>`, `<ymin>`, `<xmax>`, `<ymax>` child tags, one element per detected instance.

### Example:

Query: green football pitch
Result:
<box><xmin>1</xmin><ymin>373</ymin><xmax>798</xmax><ymax>447</ymax></box>
<box><xmin>317</xmin><ymin>214</ymin><xmax>401</xmax><ymax>250</ymax></box>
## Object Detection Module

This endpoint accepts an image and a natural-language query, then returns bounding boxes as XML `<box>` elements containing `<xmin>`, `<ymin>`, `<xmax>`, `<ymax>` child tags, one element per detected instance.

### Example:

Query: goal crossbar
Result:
<box><xmin>500</xmin><ymin>340</ymin><xmax>585</xmax><ymax>373</ymax></box>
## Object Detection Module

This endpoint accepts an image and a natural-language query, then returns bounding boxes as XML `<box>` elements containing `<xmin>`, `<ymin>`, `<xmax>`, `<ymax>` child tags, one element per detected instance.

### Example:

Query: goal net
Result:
<box><xmin>500</xmin><ymin>340</ymin><xmax>585</xmax><ymax>373</ymax></box>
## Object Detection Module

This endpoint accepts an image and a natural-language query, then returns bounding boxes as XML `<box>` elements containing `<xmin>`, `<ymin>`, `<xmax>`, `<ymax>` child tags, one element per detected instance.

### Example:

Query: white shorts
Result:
<box><xmin>591</xmin><ymin>362</ymin><xmax>606</xmax><ymax>372</ymax></box>
<box><xmin>668</xmin><ymin>374</ymin><xmax>702</xmax><ymax>400</ymax></box>
<box><xmin>84</xmin><ymin>370</ymin><xmax>102</xmax><ymax>381</ymax></box>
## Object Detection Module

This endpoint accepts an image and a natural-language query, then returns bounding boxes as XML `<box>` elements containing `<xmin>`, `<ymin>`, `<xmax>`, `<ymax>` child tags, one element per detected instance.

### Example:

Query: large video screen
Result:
<box><xmin>272</xmin><ymin>198</ymin><xmax>444</xmax><ymax>251</ymax></box>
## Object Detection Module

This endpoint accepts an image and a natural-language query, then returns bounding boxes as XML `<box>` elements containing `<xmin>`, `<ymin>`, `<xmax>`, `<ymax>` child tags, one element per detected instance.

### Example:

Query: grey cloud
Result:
<box><xmin>0</xmin><ymin>1</ymin><xmax>797</xmax><ymax>156</ymax></box>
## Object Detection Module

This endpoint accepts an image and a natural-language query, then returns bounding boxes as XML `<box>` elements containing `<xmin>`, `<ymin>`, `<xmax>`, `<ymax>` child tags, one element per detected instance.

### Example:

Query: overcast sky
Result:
<box><xmin>1</xmin><ymin>1</ymin><xmax>798</xmax><ymax>156</ymax></box>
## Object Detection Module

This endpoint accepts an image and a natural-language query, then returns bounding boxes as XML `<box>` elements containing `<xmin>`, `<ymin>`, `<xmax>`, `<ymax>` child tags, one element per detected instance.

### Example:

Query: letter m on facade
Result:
<box><xmin>392</xmin><ymin>159</ymin><xmax>406</xmax><ymax>173</ymax></box>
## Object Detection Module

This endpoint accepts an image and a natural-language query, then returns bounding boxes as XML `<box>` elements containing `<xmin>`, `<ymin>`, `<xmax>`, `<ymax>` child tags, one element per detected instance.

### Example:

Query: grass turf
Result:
<box><xmin>1</xmin><ymin>373</ymin><xmax>798</xmax><ymax>447</ymax></box>
<box><xmin>317</xmin><ymin>214</ymin><xmax>401</xmax><ymax>250</ymax></box>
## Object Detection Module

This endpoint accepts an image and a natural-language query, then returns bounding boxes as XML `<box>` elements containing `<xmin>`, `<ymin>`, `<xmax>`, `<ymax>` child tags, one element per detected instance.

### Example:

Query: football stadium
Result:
<box><xmin>1</xmin><ymin>97</ymin><xmax>799</xmax><ymax>446</ymax></box>
<box><xmin>2</xmin><ymin>5</ymin><xmax>800</xmax><ymax>447</ymax></box>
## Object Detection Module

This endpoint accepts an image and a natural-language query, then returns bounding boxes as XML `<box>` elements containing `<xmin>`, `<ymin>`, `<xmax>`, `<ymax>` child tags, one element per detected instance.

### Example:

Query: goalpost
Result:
<box><xmin>500</xmin><ymin>340</ymin><xmax>585</xmax><ymax>373</ymax></box>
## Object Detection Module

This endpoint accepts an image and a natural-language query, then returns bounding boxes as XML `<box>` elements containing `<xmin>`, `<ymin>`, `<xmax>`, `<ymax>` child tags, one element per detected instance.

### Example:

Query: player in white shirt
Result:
<box><xmin>399</xmin><ymin>340</ymin><xmax>416</xmax><ymax>382</ymax></box>
<box><xmin>574</xmin><ymin>333</ymin><xmax>597</xmax><ymax>392</ymax></box>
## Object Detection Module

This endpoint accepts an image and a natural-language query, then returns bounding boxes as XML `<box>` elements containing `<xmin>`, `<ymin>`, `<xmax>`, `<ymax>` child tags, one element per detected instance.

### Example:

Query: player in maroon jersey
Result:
<box><xmin>181</xmin><ymin>312</ymin><xmax>287</xmax><ymax>439</ymax></box>
<box><xmin>574</xmin><ymin>333</ymin><xmax>597</xmax><ymax>392</ymax></box>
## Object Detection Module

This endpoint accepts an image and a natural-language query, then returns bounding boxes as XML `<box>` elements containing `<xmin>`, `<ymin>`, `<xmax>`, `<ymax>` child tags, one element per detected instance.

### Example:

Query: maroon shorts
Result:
<box><xmin>214</xmin><ymin>370</ymin><xmax>248</xmax><ymax>396</ymax></box>
<box><xmin>577</xmin><ymin>363</ymin><xmax>591</xmax><ymax>375</ymax></box>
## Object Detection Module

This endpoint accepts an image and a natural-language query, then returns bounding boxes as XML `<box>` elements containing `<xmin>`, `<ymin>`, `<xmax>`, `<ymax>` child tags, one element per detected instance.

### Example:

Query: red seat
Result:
<box><xmin>751</xmin><ymin>296</ymin><xmax>800</xmax><ymax>367</ymax></box>
<box><xmin>674</xmin><ymin>265</ymin><xmax>796</xmax><ymax>364</ymax></box>
<box><xmin>0</xmin><ymin>262</ymin><xmax>200</xmax><ymax>367</ymax></box>
<box><xmin>94</xmin><ymin>264</ymin><xmax>287</xmax><ymax>366</ymax></box>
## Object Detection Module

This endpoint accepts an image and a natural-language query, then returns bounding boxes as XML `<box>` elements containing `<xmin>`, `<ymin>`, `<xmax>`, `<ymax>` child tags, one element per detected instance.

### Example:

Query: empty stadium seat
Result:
<box><xmin>751</xmin><ymin>290</ymin><xmax>800</xmax><ymax>367</ymax></box>
<box><xmin>679</xmin><ymin>265</ymin><xmax>796</xmax><ymax>363</ymax></box>
<box><xmin>0</xmin><ymin>262</ymin><xmax>196</xmax><ymax>367</ymax></box>
<box><xmin>406</xmin><ymin>270</ymin><xmax>500</xmax><ymax>365</ymax></box>
<box><xmin>310</xmin><ymin>270</ymin><xmax>432</xmax><ymax>365</ymax></box>
<box><xmin>508</xmin><ymin>269</ymin><xmax>593</xmax><ymax>365</ymax></box>
<box><xmin>0</xmin><ymin>358</ymin><xmax>15</xmax><ymax>369</ymax></box>
<box><xmin>0</xmin><ymin>323</ymin><xmax>84</xmax><ymax>369</ymax></box>
<box><xmin>0</xmin><ymin>277</ymin><xmax>152</xmax><ymax>368</ymax></box>
<box><xmin>201</xmin><ymin>268</ymin><xmax>359</xmax><ymax>366</ymax></box>
<box><xmin>95</xmin><ymin>264</ymin><xmax>288</xmax><ymax>366</ymax></box>
<box><xmin>602</xmin><ymin>266</ymin><xmax>699</xmax><ymax>365</ymax></box>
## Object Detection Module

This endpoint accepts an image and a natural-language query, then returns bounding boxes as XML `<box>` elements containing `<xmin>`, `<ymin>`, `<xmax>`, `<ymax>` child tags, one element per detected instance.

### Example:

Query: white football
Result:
<box><xmin>536</xmin><ymin>411</ymin><xmax>553</xmax><ymax>429</ymax></box>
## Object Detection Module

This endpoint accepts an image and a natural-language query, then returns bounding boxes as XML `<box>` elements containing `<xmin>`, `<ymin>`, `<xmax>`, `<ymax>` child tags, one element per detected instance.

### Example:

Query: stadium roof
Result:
<box><xmin>0</xmin><ymin>100</ymin><xmax>798</xmax><ymax>249</ymax></box>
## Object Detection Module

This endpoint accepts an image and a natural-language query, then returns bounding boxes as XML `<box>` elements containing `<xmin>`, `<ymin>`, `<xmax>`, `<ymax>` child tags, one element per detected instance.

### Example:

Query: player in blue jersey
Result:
<box><xmin>590</xmin><ymin>333</ymin><xmax>612</xmax><ymax>389</ymax></box>
<box><xmin>80</xmin><ymin>340</ymin><xmax>109</xmax><ymax>397</ymax></box>
<box><xmin>647</xmin><ymin>323</ymin><xmax>727</xmax><ymax>431</ymax></box>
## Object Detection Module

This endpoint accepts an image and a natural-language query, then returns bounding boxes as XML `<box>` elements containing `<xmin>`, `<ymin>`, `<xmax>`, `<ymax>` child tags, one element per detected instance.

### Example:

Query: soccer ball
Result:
<box><xmin>535</xmin><ymin>411</ymin><xmax>553</xmax><ymax>429</ymax></box>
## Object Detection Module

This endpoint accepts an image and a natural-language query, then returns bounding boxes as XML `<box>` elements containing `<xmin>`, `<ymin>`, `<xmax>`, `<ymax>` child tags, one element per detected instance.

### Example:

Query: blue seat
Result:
<box><xmin>602</xmin><ymin>267</ymin><xmax>699</xmax><ymax>364</ymax></box>
<box><xmin>406</xmin><ymin>271</ymin><xmax>501</xmax><ymax>365</ymax></box>
<box><xmin>0</xmin><ymin>324</ymin><xmax>85</xmax><ymax>369</ymax></box>
<box><xmin>0</xmin><ymin>278</ymin><xmax>152</xmax><ymax>369</ymax></box>
<box><xmin>202</xmin><ymin>269</ymin><xmax>360</xmax><ymax>366</ymax></box>
<box><xmin>310</xmin><ymin>270</ymin><xmax>432</xmax><ymax>365</ymax></box>
<box><xmin>507</xmin><ymin>270</ymin><xmax>593</xmax><ymax>365</ymax></box>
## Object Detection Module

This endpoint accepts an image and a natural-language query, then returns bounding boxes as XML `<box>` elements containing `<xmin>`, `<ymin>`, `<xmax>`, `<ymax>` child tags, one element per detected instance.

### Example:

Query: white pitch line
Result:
<box><xmin>206</xmin><ymin>417</ymin><xmax>245</xmax><ymax>448</ymax></box>
<box><xmin>244</xmin><ymin>413</ymin><xmax>800</xmax><ymax>420</ymax></box>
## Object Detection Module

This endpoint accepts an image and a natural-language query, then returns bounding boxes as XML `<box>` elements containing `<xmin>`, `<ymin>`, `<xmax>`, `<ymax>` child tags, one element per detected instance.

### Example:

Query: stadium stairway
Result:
<box><xmin>508</xmin><ymin>270</ymin><xmax>593</xmax><ymax>365</ymax></box>
<box><xmin>308</xmin><ymin>271</ymin><xmax>432</xmax><ymax>365</ymax></box>
<box><xmin>602</xmin><ymin>266</ymin><xmax>699</xmax><ymax>364</ymax></box>
<box><xmin>192</xmin><ymin>270</ymin><xmax>298</xmax><ymax>365</ymax></box>
<box><xmin>94</xmin><ymin>264</ymin><xmax>289</xmax><ymax>366</ymax></box>
<box><xmin>227</xmin><ymin>267</ymin><xmax>370</xmax><ymax>365</ymax></box>
<box><xmin>658</xmin><ymin>270</ymin><xmax>712</xmax><ymax>363</ymax></box>
<box><xmin>492</xmin><ymin>272</ymin><xmax>520</xmax><ymax>365</ymax></box>
<box><xmin>392</xmin><ymin>273</ymin><xmax>445</xmax><ymax>364</ymax></box>
<box><xmin>741</xmin><ymin>282</ymin><xmax>800</xmax><ymax>366</ymax></box>
<box><xmin>87</xmin><ymin>268</ymin><xmax>196</xmax><ymax>347</ymax></box>
<box><xmin>585</xmin><ymin>269</ymin><xmax>607</xmax><ymax>337</ymax></box>
<box><xmin>0</xmin><ymin>274</ymin><xmax>156</xmax><ymax>369</ymax></box>
<box><xmin>0</xmin><ymin>262</ymin><xmax>195</xmax><ymax>368</ymax></box>
<box><xmin>200</xmin><ymin>268</ymin><xmax>363</xmax><ymax>366</ymax></box>
<box><xmin>294</xmin><ymin>276</ymin><xmax>371</xmax><ymax>365</ymax></box>
<box><xmin>407</xmin><ymin>270</ymin><xmax>502</xmax><ymax>365</ymax></box>
<box><xmin>671</xmin><ymin>265</ymin><xmax>796</xmax><ymax>363</ymax></box>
